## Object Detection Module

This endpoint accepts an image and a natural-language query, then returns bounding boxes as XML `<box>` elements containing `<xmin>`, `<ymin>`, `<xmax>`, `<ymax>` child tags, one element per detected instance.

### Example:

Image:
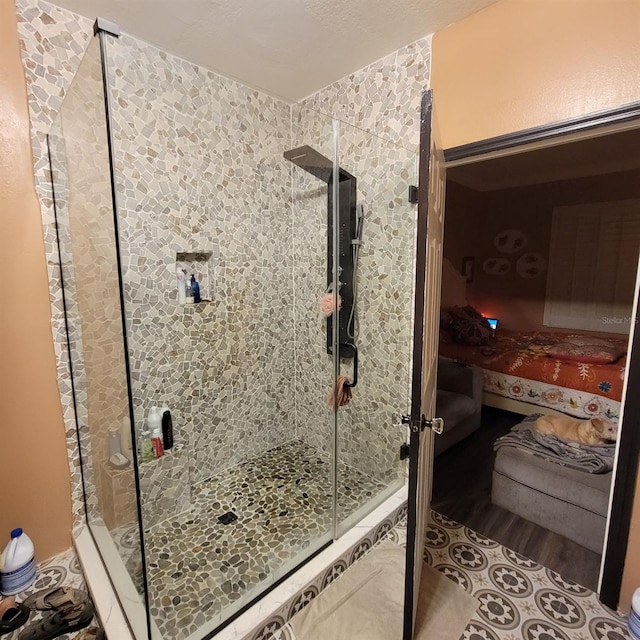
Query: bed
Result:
<box><xmin>439</xmin><ymin>328</ymin><xmax>627</xmax><ymax>420</ymax></box>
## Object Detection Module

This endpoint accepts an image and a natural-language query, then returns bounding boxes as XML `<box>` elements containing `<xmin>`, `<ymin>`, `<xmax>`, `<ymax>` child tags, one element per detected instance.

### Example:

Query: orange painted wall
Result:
<box><xmin>432</xmin><ymin>0</ymin><xmax>640</xmax><ymax>611</ymax></box>
<box><xmin>431</xmin><ymin>0</ymin><xmax>640</xmax><ymax>149</ymax></box>
<box><xmin>0</xmin><ymin>0</ymin><xmax>72</xmax><ymax>560</ymax></box>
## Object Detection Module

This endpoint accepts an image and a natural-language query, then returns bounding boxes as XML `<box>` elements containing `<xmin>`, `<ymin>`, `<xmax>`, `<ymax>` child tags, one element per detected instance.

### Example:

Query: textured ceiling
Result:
<box><xmin>47</xmin><ymin>0</ymin><xmax>496</xmax><ymax>101</ymax></box>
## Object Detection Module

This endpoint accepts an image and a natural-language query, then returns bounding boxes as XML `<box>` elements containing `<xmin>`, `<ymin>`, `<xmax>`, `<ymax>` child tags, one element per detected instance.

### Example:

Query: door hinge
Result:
<box><xmin>408</xmin><ymin>185</ymin><xmax>418</xmax><ymax>204</ymax></box>
<box><xmin>421</xmin><ymin>415</ymin><xmax>444</xmax><ymax>434</ymax></box>
<box><xmin>399</xmin><ymin>443</ymin><xmax>410</xmax><ymax>460</ymax></box>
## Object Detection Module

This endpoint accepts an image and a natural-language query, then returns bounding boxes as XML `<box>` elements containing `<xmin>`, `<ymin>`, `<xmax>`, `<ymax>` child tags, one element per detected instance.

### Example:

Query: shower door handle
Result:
<box><xmin>342</xmin><ymin>342</ymin><xmax>358</xmax><ymax>388</ymax></box>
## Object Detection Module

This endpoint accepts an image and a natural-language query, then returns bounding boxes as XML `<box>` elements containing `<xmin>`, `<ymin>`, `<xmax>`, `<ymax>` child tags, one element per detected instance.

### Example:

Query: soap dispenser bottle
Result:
<box><xmin>191</xmin><ymin>274</ymin><xmax>201</xmax><ymax>303</ymax></box>
<box><xmin>176</xmin><ymin>268</ymin><xmax>186</xmax><ymax>304</ymax></box>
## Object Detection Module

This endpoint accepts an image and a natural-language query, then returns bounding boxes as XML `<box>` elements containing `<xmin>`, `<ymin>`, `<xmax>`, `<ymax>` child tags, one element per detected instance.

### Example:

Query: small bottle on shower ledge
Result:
<box><xmin>190</xmin><ymin>274</ymin><xmax>201</xmax><ymax>303</ymax></box>
<box><xmin>185</xmin><ymin>274</ymin><xmax>194</xmax><ymax>304</ymax></box>
<box><xmin>176</xmin><ymin>268</ymin><xmax>186</xmax><ymax>304</ymax></box>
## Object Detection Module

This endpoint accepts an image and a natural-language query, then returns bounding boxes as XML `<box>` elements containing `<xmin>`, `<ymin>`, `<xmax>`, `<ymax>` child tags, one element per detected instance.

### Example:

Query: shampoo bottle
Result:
<box><xmin>176</xmin><ymin>268</ymin><xmax>186</xmax><ymax>305</ymax></box>
<box><xmin>185</xmin><ymin>276</ymin><xmax>194</xmax><ymax>304</ymax></box>
<box><xmin>148</xmin><ymin>406</ymin><xmax>164</xmax><ymax>458</ymax></box>
<box><xmin>191</xmin><ymin>274</ymin><xmax>201</xmax><ymax>303</ymax></box>
<box><xmin>161</xmin><ymin>405</ymin><xmax>174</xmax><ymax>451</ymax></box>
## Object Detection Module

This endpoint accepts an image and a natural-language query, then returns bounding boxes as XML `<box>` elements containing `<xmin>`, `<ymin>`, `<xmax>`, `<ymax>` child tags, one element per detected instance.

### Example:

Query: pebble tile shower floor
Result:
<box><xmin>134</xmin><ymin>440</ymin><xmax>389</xmax><ymax>639</ymax></box>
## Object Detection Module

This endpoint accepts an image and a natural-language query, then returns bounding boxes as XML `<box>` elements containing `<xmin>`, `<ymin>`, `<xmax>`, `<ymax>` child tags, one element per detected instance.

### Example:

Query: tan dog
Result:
<box><xmin>533</xmin><ymin>415</ymin><xmax>618</xmax><ymax>445</ymax></box>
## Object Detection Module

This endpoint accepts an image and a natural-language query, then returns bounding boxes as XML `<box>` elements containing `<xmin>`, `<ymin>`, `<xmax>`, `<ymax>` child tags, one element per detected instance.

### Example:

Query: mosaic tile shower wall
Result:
<box><xmin>333</xmin><ymin>121</ymin><xmax>416</xmax><ymax>486</ymax></box>
<box><xmin>301</xmin><ymin>36</ymin><xmax>432</xmax><ymax>149</ymax></box>
<box><xmin>290</xmin><ymin>105</ymin><xmax>416</xmax><ymax>488</ymax></box>
<box><xmin>103</xmin><ymin>32</ymin><xmax>297</xmax><ymax>527</ymax></box>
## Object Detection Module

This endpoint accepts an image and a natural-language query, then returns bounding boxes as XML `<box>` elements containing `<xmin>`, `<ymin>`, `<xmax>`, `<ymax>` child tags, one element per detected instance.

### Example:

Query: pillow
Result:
<box><xmin>546</xmin><ymin>342</ymin><xmax>625</xmax><ymax>365</ymax></box>
<box><xmin>442</xmin><ymin>305</ymin><xmax>492</xmax><ymax>346</ymax></box>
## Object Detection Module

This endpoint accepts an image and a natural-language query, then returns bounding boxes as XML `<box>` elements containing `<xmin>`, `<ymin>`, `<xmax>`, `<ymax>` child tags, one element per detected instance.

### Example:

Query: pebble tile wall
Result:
<box><xmin>290</xmin><ymin>104</ymin><xmax>417</xmax><ymax>490</ymax></box>
<box><xmin>103</xmin><ymin>31</ymin><xmax>297</xmax><ymax>497</ymax></box>
<box><xmin>301</xmin><ymin>36</ymin><xmax>432</xmax><ymax>149</ymax></box>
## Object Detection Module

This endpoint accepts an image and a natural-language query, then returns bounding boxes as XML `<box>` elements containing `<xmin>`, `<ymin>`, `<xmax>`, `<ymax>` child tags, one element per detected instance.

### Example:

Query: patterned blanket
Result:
<box><xmin>494</xmin><ymin>415</ymin><xmax>615</xmax><ymax>474</ymax></box>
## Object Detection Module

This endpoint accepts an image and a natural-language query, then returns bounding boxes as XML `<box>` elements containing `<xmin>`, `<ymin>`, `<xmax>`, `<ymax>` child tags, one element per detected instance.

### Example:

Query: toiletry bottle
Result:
<box><xmin>161</xmin><ymin>405</ymin><xmax>174</xmax><ymax>451</ymax></box>
<box><xmin>148</xmin><ymin>406</ymin><xmax>164</xmax><ymax>458</ymax></box>
<box><xmin>120</xmin><ymin>416</ymin><xmax>133</xmax><ymax>464</ymax></box>
<box><xmin>191</xmin><ymin>274</ymin><xmax>201</xmax><ymax>303</ymax></box>
<box><xmin>108</xmin><ymin>427</ymin><xmax>121</xmax><ymax>458</ymax></box>
<box><xmin>185</xmin><ymin>274</ymin><xmax>194</xmax><ymax>304</ymax></box>
<box><xmin>151</xmin><ymin>426</ymin><xmax>164</xmax><ymax>458</ymax></box>
<box><xmin>140</xmin><ymin>428</ymin><xmax>154</xmax><ymax>462</ymax></box>
<box><xmin>176</xmin><ymin>268</ymin><xmax>186</xmax><ymax>304</ymax></box>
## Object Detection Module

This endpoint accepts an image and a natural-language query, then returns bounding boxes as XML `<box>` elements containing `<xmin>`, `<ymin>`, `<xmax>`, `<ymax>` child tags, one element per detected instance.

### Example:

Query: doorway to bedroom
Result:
<box><xmin>431</xmin><ymin>123</ymin><xmax>640</xmax><ymax>595</ymax></box>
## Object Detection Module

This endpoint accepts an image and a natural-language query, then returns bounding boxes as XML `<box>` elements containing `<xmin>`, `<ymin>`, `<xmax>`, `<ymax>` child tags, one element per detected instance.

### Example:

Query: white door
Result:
<box><xmin>403</xmin><ymin>89</ymin><xmax>447</xmax><ymax>639</ymax></box>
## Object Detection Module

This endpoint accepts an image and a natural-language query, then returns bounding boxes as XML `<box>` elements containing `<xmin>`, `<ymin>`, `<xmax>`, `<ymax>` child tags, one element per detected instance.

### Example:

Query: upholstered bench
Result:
<box><xmin>492</xmin><ymin>445</ymin><xmax>612</xmax><ymax>553</ymax></box>
<box><xmin>435</xmin><ymin>358</ymin><xmax>483</xmax><ymax>456</ymax></box>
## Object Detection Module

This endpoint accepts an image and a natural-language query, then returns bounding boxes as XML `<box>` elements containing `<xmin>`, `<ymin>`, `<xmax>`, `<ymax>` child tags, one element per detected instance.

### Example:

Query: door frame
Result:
<box><xmin>439</xmin><ymin>99</ymin><xmax>640</xmax><ymax>610</ymax></box>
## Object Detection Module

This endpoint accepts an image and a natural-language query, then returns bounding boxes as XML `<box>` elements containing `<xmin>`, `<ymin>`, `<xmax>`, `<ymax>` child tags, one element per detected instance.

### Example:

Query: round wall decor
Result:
<box><xmin>493</xmin><ymin>229</ymin><xmax>528</xmax><ymax>254</ymax></box>
<box><xmin>483</xmin><ymin>257</ymin><xmax>511</xmax><ymax>275</ymax></box>
<box><xmin>516</xmin><ymin>252</ymin><xmax>546</xmax><ymax>279</ymax></box>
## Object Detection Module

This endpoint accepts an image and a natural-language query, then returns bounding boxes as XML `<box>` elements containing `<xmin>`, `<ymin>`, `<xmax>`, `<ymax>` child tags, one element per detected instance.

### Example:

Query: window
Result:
<box><xmin>544</xmin><ymin>199</ymin><xmax>640</xmax><ymax>334</ymax></box>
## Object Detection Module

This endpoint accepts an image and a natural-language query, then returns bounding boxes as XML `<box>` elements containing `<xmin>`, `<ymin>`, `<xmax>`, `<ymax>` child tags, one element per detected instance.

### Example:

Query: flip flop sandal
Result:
<box><xmin>0</xmin><ymin>598</ymin><xmax>30</xmax><ymax>636</ymax></box>
<box><xmin>23</xmin><ymin>587</ymin><xmax>88</xmax><ymax>611</ymax></box>
<box><xmin>18</xmin><ymin>601</ymin><xmax>94</xmax><ymax>640</ymax></box>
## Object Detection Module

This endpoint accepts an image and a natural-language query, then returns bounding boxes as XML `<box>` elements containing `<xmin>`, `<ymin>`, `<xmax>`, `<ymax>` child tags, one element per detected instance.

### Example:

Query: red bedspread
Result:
<box><xmin>439</xmin><ymin>330</ymin><xmax>628</xmax><ymax>402</ymax></box>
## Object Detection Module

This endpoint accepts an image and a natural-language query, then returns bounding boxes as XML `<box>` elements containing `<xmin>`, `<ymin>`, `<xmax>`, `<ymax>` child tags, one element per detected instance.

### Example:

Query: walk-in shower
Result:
<box><xmin>47</xmin><ymin>19</ymin><xmax>417</xmax><ymax>640</ymax></box>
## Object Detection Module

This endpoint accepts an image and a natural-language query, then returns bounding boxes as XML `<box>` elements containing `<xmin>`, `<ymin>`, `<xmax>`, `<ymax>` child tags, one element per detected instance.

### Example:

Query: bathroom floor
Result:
<box><xmin>139</xmin><ymin>439</ymin><xmax>391</xmax><ymax>640</ymax></box>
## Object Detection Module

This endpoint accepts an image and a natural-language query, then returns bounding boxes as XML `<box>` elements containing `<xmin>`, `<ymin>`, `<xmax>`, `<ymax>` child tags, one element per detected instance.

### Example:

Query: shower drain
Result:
<box><xmin>218</xmin><ymin>511</ymin><xmax>238</xmax><ymax>525</ymax></box>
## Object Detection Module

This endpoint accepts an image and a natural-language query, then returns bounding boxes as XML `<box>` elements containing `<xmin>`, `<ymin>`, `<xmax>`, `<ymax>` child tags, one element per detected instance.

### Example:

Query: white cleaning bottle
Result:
<box><xmin>176</xmin><ymin>268</ymin><xmax>186</xmax><ymax>304</ymax></box>
<box><xmin>0</xmin><ymin>528</ymin><xmax>36</xmax><ymax>595</ymax></box>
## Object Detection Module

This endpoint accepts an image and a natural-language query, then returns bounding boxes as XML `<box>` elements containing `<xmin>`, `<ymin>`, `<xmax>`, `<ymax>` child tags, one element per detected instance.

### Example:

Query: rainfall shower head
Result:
<box><xmin>284</xmin><ymin>145</ymin><xmax>333</xmax><ymax>183</ymax></box>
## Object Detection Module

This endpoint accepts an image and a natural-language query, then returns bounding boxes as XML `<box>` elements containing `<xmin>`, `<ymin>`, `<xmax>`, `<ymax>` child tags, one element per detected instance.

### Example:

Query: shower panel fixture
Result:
<box><xmin>284</xmin><ymin>145</ymin><xmax>357</xmax><ymax>360</ymax></box>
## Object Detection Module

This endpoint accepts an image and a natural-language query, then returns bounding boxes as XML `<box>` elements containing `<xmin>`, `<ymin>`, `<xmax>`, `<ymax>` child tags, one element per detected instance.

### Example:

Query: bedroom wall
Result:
<box><xmin>431</xmin><ymin>0</ymin><xmax>640</xmax><ymax>149</ymax></box>
<box><xmin>444</xmin><ymin>169</ymin><xmax>640</xmax><ymax>333</ymax></box>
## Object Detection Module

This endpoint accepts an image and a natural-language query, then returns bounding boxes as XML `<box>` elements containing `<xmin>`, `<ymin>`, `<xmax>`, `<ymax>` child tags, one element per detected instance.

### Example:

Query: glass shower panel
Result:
<box><xmin>335</xmin><ymin>119</ymin><xmax>417</xmax><ymax>535</ymax></box>
<box><xmin>47</xmin><ymin>35</ymin><xmax>149</xmax><ymax>639</ymax></box>
<box><xmin>102</xmin><ymin>34</ymin><xmax>337</xmax><ymax>638</ymax></box>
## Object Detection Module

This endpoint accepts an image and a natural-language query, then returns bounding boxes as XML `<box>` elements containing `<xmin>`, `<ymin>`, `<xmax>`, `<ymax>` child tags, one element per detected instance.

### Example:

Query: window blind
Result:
<box><xmin>544</xmin><ymin>199</ymin><xmax>640</xmax><ymax>334</ymax></box>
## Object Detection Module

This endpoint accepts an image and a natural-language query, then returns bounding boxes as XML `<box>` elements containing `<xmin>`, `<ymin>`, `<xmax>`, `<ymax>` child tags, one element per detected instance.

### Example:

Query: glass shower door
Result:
<box><xmin>334</xmin><ymin>119</ymin><xmax>417</xmax><ymax>535</ymax></box>
<box><xmin>47</xmin><ymin>34</ymin><xmax>150</xmax><ymax>639</ymax></box>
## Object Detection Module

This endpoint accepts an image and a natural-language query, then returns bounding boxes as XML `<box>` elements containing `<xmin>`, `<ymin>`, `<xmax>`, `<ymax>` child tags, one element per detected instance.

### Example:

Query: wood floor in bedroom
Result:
<box><xmin>431</xmin><ymin>406</ymin><xmax>602</xmax><ymax>591</ymax></box>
